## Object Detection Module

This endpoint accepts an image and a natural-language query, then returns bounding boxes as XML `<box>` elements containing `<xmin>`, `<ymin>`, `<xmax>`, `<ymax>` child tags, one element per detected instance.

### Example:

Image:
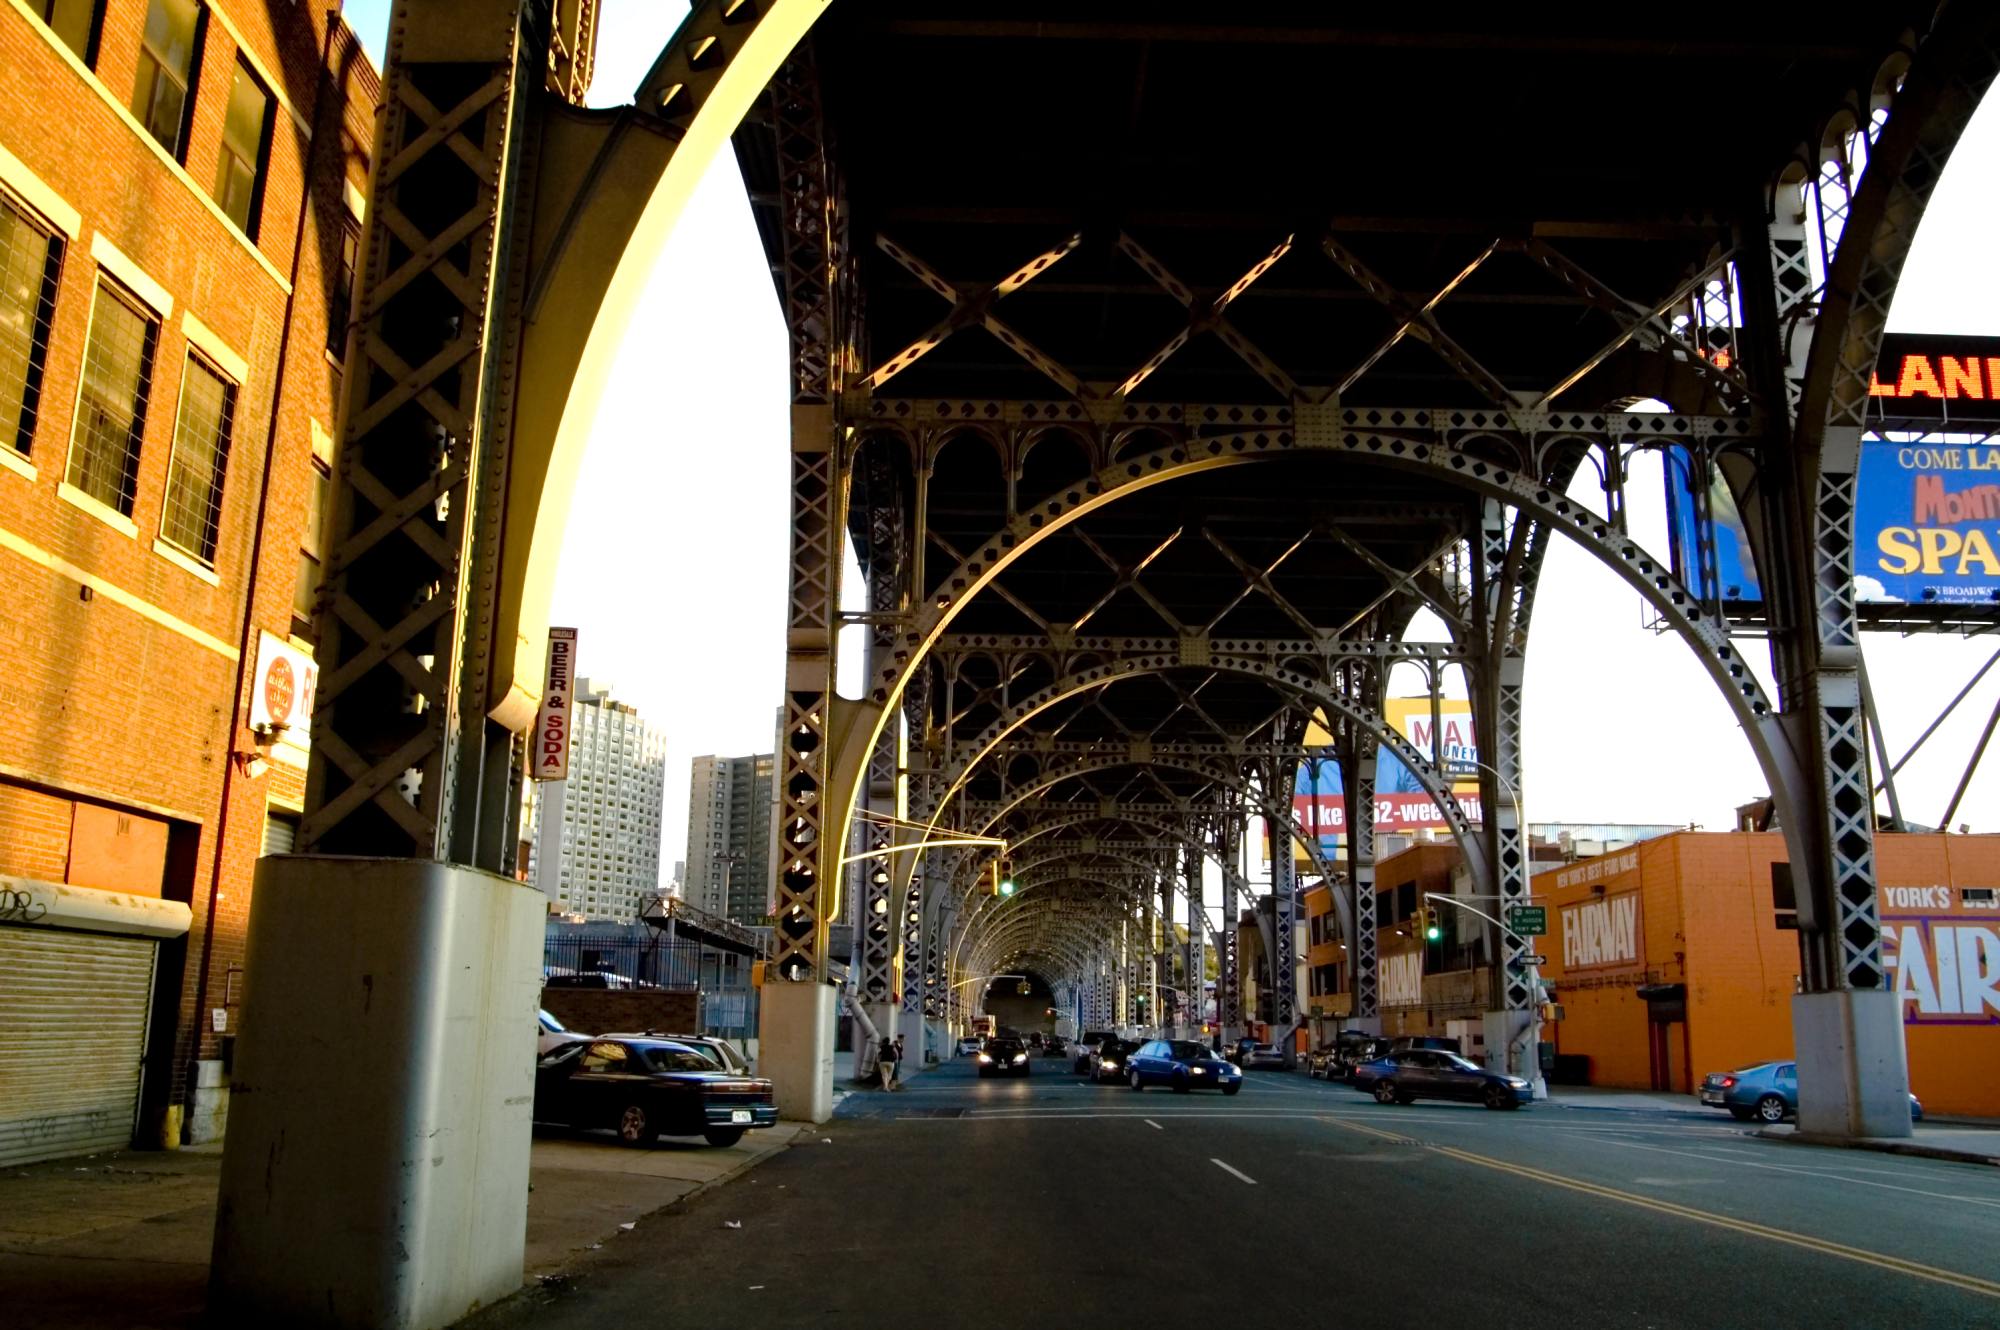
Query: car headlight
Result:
<box><xmin>1100</xmin><ymin>1058</ymin><xmax>1118</xmax><ymax>1069</ymax></box>
<box><xmin>1013</xmin><ymin>1053</ymin><xmax>1027</xmax><ymax>1064</ymax></box>
<box><xmin>1505</xmin><ymin>1077</ymin><xmax>1528</xmax><ymax>1088</ymax></box>
<box><xmin>976</xmin><ymin>1053</ymin><xmax>992</xmax><ymax>1063</ymax></box>
<box><xmin>1190</xmin><ymin>1066</ymin><xmax>1206</xmax><ymax>1074</ymax></box>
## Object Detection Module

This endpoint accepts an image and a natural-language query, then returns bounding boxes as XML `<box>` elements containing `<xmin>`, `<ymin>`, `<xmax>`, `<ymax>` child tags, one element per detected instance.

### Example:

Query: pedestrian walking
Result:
<box><xmin>876</xmin><ymin>1034</ymin><xmax>898</xmax><ymax>1090</ymax></box>
<box><xmin>893</xmin><ymin>1033</ymin><xmax>906</xmax><ymax>1081</ymax></box>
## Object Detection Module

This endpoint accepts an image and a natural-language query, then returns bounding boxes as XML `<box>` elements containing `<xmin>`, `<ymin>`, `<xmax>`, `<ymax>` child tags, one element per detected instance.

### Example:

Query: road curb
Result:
<box><xmin>1752</xmin><ymin>1128</ymin><xmax>2000</xmax><ymax>1167</ymax></box>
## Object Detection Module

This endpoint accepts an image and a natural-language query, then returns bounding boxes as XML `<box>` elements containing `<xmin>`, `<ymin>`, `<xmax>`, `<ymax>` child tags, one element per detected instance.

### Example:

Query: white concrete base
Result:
<box><xmin>186</xmin><ymin>1059</ymin><xmax>229</xmax><ymax>1145</ymax></box>
<box><xmin>210</xmin><ymin>858</ymin><xmax>546</xmax><ymax>1330</ymax></box>
<box><xmin>1483</xmin><ymin>1010</ymin><xmax>1547</xmax><ymax>1100</ymax></box>
<box><xmin>759</xmin><ymin>981</ymin><xmax>836</xmax><ymax>1122</ymax></box>
<box><xmin>1793</xmin><ymin>989</ymin><xmax>1913</xmax><ymax>1138</ymax></box>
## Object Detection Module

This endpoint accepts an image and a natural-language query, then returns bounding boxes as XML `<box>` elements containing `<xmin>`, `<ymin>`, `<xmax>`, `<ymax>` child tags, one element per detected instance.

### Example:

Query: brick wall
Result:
<box><xmin>0</xmin><ymin>2</ymin><xmax>378</xmax><ymax>1131</ymax></box>
<box><xmin>540</xmin><ymin>989</ymin><xmax>702</xmax><ymax>1037</ymax></box>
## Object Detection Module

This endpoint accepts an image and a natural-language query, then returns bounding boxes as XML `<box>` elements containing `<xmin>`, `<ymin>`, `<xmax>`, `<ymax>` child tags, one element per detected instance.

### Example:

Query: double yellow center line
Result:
<box><xmin>1322</xmin><ymin>1116</ymin><xmax>2000</xmax><ymax>1300</ymax></box>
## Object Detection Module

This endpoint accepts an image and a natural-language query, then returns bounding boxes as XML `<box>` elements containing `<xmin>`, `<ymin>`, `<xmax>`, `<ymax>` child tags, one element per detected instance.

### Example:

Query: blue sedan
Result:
<box><xmin>1699</xmin><ymin>1061</ymin><xmax>1926</xmax><ymax>1125</ymax></box>
<box><xmin>1122</xmin><ymin>1039</ymin><xmax>1244</xmax><ymax>1094</ymax></box>
<box><xmin>1353</xmin><ymin>1049</ymin><xmax>1532</xmax><ymax>1109</ymax></box>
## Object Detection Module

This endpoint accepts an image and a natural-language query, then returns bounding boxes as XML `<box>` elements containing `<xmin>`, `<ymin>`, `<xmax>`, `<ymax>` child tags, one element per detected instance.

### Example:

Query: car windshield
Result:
<box><xmin>1168</xmin><ymin>1041</ymin><xmax>1211</xmax><ymax>1060</ymax></box>
<box><xmin>640</xmin><ymin>1047</ymin><xmax>721</xmax><ymax>1073</ymax></box>
<box><xmin>1730</xmin><ymin>1062</ymin><xmax>1776</xmax><ymax>1075</ymax></box>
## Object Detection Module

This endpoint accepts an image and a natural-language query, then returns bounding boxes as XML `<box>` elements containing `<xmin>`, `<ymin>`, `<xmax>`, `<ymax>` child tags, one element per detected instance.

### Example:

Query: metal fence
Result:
<box><xmin>543</xmin><ymin>935</ymin><xmax>759</xmax><ymax>1037</ymax></box>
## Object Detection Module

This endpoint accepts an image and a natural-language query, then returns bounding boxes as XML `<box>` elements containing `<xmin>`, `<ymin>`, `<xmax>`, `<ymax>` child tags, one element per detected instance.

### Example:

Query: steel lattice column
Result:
<box><xmin>1184</xmin><ymin>842</ymin><xmax>1205</xmax><ymax>1033</ymax></box>
<box><xmin>1158</xmin><ymin>871</ymin><xmax>1174</xmax><ymax>1028</ymax></box>
<box><xmin>303</xmin><ymin>6</ymin><xmax>541</xmax><ymax>860</ymax></box>
<box><xmin>1478</xmin><ymin>499</ymin><xmax>1534</xmax><ymax>1012</ymax></box>
<box><xmin>1217</xmin><ymin>818</ymin><xmax>1241</xmax><ymax>1034</ymax></box>
<box><xmin>1344</xmin><ymin>726</ymin><xmax>1379</xmax><ymax>1021</ymax></box>
<box><xmin>1267</xmin><ymin>780</ymin><xmax>1299</xmax><ymax>1044</ymax></box>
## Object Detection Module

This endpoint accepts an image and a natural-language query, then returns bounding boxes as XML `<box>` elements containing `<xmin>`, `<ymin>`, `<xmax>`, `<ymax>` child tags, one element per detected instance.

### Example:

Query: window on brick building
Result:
<box><xmin>212</xmin><ymin>59</ymin><xmax>271</xmax><ymax>238</ymax></box>
<box><xmin>292</xmin><ymin>459</ymin><xmax>329</xmax><ymax>639</ymax></box>
<box><xmin>328</xmin><ymin>218</ymin><xmax>358</xmax><ymax>356</ymax></box>
<box><xmin>0</xmin><ymin>197</ymin><xmax>64</xmax><ymax>456</ymax></box>
<box><xmin>159</xmin><ymin>354</ymin><xmax>236</xmax><ymax>563</ymax></box>
<box><xmin>66</xmin><ymin>281</ymin><xmax>158</xmax><ymax>515</ymax></box>
<box><xmin>131</xmin><ymin>0</ymin><xmax>202</xmax><ymax>159</ymax></box>
<box><xmin>33</xmin><ymin>0</ymin><xmax>102</xmax><ymax>65</ymax></box>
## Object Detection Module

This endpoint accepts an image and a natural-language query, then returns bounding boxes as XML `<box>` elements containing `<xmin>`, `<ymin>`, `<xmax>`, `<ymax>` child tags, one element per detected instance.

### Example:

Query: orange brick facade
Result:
<box><xmin>0</xmin><ymin>0</ymin><xmax>376</xmax><ymax>1142</ymax></box>
<box><xmin>1536</xmin><ymin>832</ymin><xmax>2000</xmax><ymax>1117</ymax></box>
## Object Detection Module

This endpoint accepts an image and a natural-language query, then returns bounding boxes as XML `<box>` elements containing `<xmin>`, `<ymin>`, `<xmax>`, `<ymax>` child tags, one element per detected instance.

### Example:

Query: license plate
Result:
<box><xmin>730</xmin><ymin>1109</ymin><xmax>753</xmax><ymax>1124</ymax></box>
<box><xmin>1700</xmin><ymin>1091</ymin><xmax>1722</xmax><ymax>1104</ymax></box>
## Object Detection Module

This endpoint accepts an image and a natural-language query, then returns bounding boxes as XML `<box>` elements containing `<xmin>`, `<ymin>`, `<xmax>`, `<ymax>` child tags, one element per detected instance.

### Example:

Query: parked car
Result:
<box><xmin>533</xmin><ymin>1037</ymin><xmax>777</xmax><ymax>1147</ymax></box>
<box><xmin>1044</xmin><ymin>1035</ymin><xmax>1069</xmax><ymax>1057</ymax></box>
<box><xmin>1337</xmin><ymin>1035</ymin><xmax>1393</xmax><ymax>1082</ymax></box>
<box><xmin>1353</xmin><ymin>1049</ymin><xmax>1531</xmax><ymax>1110</ymax></box>
<box><xmin>1086</xmin><ymin>1038</ymin><xmax>1138</xmax><ymax>1083</ymax></box>
<box><xmin>603</xmin><ymin>1030</ymin><xmax>751</xmax><ymax>1075</ymax></box>
<box><xmin>1227</xmin><ymin>1036</ymin><xmax>1258</xmax><ymax>1065</ymax></box>
<box><xmin>1073</xmin><ymin>1032</ymin><xmax>1115</xmax><ymax>1074</ymax></box>
<box><xmin>537</xmin><ymin>1008</ymin><xmax>591</xmax><ymax>1057</ymax></box>
<box><xmin>977</xmin><ymin>1036</ymin><xmax>1032</xmax><ymax>1077</ymax></box>
<box><xmin>543</xmin><ymin>970</ymin><xmax>636</xmax><ymax>990</ymax></box>
<box><xmin>1698</xmin><ymin>1061</ymin><xmax>1927</xmax><ymax>1125</ymax></box>
<box><xmin>1122</xmin><ymin>1039</ymin><xmax>1244</xmax><ymax>1094</ymax></box>
<box><xmin>955</xmin><ymin>1035</ymin><xmax>984</xmax><ymax>1057</ymax></box>
<box><xmin>1240</xmin><ymin>1042</ymin><xmax>1287</xmax><ymax>1070</ymax></box>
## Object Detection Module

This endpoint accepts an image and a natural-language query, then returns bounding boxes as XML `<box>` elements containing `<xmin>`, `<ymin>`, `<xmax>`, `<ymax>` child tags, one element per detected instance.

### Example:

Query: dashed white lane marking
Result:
<box><xmin>1210</xmin><ymin>1158</ymin><xmax>1258</xmax><ymax>1185</ymax></box>
<box><xmin>1144</xmin><ymin>1119</ymin><xmax>1163</xmax><ymax>1130</ymax></box>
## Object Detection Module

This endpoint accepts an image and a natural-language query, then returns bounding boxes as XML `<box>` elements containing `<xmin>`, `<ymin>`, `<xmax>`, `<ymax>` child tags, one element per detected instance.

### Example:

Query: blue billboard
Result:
<box><xmin>1856</xmin><ymin>437</ymin><xmax>2000</xmax><ymax>606</ymax></box>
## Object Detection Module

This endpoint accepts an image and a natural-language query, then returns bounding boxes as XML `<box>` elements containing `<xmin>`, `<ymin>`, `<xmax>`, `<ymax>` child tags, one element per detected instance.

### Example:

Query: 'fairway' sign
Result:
<box><xmin>534</xmin><ymin>628</ymin><xmax>578</xmax><ymax>781</ymax></box>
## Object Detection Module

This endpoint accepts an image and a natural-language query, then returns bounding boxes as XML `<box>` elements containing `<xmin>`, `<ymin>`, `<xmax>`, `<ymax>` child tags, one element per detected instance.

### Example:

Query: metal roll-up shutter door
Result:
<box><xmin>262</xmin><ymin>811</ymin><xmax>298</xmax><ymax>856</ymax></box>
<box><xmin>0</xmin><ymin>927</ymin><xmax>158</xmax><ymax>1166</ymax></box>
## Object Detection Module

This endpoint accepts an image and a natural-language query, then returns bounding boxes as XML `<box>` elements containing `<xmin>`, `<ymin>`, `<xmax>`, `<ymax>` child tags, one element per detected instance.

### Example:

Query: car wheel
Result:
<box><xmin>702</xmin><ymin>1127</ymin><xmax>745</xmax><ymax>1148</ymax></box>
<box><xmin>616</xmin><ymin>1103</ymin><xmax>656</xmax><ymax>1146</ymax></box>
<box><xmin>1172</xmin><ymin>1073</ymin><xmax>1191</xmax><ymax>1094</ymax></box>
<box><xmin>1756</xmin><ymin>1094</ymin><xmax>1789</xmax><ymax>1124</ymax></box>
<box><xmin>1373</xmin><ymin>1080</ymin><xmax>1399</xmax><ymax>1105</ymax></box>
<box><xmin>1483</xmin><ymin>1084</ymin><xmax>1513</xmax><ymax>1111</ymax></box>
<box><xmin>1728</xmin><ymin>1106</ymin><xmax>1755</xmax><ymax>1122</ymax></box>
<box><xmin>1128</xmin><ymin>1070</ymin><xmax>1144</xmax><ymax>1091</ymax></box>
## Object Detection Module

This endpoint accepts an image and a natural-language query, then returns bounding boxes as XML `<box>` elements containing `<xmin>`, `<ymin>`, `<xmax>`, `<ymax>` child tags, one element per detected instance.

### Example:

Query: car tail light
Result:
<box><xmin>1719</xmin><ymin>1076</ymin><xmax>1736</xmax><ymax>1088</ymax></box>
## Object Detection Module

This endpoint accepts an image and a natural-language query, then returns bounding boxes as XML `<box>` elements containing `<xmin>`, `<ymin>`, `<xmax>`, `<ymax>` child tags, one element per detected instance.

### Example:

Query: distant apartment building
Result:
<box><xmin>686</xmin><ymin>753</ymin><xmax>774</xmax><ymax>925</ymax></box>
<box><xmin>0</xmin><ymin>1</ymin><xmax>377</xmax><ymax>1162</ymax></box>
<box><xmin>528</xmin><ymin>680</ymin><xmax>667</xmax><ymax>920</ymax></box>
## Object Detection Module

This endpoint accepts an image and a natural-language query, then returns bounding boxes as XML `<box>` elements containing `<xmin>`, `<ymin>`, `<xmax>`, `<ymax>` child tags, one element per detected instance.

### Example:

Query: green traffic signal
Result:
<box><xmin>998</xmin><ymin>879</ymin><xmax>1016</xmax><ymax>897</ymax></box>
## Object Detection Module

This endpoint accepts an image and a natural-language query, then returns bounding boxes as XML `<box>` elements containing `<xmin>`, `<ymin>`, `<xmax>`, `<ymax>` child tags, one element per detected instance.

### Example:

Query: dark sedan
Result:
<box><xmin>977</xmin><ymin>1037</ymin><xmax>1033</xmax><ymax>1077</ymax></box>
<box><xmin>1353</xmin><ymin>1049</ymin><xmax>1532</xmax><ymax>1110</ymax></box>
<box><xmin>534</xmin><ymin>1037</ymin><xmax>778</xmax><ymax>1146</ymax></box>
<box><xmin>1122</xmin><ymin>1039</ymin><xmax>1244</xmax><ymax>1094</ymax></box>
<box><xmin>1086</xmin><ymin>1038</ymin><xmax>1138</xmax><ymax>1083</ymax></box>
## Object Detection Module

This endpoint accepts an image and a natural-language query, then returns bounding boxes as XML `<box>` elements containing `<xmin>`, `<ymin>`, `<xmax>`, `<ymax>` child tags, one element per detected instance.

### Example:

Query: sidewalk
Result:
<box><xmin>1535</xmin><ymin>1082</ymin><xmax>2000</xmax><ymax>1166</ymax></box>
<box><xmin>0</xmin><ymin>1125</ymin><xmax>801</xmax><ymax>1330</ymax></box>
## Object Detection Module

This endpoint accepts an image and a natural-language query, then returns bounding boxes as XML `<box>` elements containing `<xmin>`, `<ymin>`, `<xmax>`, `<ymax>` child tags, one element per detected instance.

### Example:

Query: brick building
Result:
<box><xmin>0</xmin><ymin>0</ymin><xmax>376</xmax><ymax>1163</ymax></box>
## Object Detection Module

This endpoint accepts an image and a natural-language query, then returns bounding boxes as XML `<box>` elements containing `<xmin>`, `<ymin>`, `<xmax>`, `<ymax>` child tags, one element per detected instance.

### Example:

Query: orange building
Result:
<box><xmin>1535</xmin><ymin>832</ymin><xmax>2000</xmax><ymax>1117</ymax></box>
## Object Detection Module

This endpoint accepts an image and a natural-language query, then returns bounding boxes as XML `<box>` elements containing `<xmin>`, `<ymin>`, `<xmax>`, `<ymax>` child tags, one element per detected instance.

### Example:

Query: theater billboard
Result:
<box><xmin>1292</xmin><ymin>698</ymin><xmax>1483</xmax><ymax>853</ymax></box>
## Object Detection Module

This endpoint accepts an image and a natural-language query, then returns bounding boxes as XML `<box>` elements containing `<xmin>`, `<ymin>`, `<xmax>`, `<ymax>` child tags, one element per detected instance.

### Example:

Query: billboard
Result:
<box><xmin>1855</xmin><ymin>437</ymin><xmax>2000</xmax><ymax>606</ymax></box>
<box><xmin>1666</xmin><ymin>332</ymin><xmax>2000</xmax><ymax>613</ymax></box>
<box><xmin>1291</xmin><ymin>698</ymin><xmax>1484</xmax><ymax>855</ymax></box>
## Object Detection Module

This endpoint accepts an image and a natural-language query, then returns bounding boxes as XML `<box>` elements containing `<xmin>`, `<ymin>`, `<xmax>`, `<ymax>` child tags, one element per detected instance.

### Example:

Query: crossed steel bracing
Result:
<box><xmin>312</xmin><ymin>5</ymin><xmax>2000</xmax><ymax>1062</ymax></box>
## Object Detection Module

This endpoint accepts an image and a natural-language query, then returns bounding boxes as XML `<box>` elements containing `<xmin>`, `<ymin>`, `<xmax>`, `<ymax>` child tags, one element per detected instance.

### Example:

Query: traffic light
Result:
<box><xmin>993</xmin><ymin>860</ymin><xmax>1016</xmax><ymax>896</ymax></box>
<box><xmin>1420</xmin><ymin>906</ymin><xmax>1442</xmax><ymax>942</ymax></box>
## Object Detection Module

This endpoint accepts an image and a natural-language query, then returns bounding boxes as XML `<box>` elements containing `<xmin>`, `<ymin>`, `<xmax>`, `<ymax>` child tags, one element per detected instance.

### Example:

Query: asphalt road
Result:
<box><xmin>472</xmin><ymin>1056</ymin><xmax>2000</xmax><ymax>1329</ymax></box>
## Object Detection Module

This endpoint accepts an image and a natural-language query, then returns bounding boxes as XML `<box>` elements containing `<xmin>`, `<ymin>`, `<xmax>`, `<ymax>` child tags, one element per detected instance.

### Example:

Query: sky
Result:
<box><xmin>342</xmin><ymin>2</ymin><xmax>2000</xmax><ymax>883</ymax></box>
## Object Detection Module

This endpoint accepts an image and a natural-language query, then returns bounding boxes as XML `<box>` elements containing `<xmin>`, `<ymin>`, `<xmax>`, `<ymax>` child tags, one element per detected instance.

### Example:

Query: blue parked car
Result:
<box><xmin>1353</xmin><ymin>1049</ymin><xmax>1532</xmax><ymax>1110</ymax></box>
<box><xmin>1698</xmin><ymin>1061</ymin><xmax>1926</xmax><ymax>1125</ymax></box>
<box><xmin>1122</xmin><ymin>1039</ymin><xmax>1244</xmax><ymax>1094</ymax></box>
